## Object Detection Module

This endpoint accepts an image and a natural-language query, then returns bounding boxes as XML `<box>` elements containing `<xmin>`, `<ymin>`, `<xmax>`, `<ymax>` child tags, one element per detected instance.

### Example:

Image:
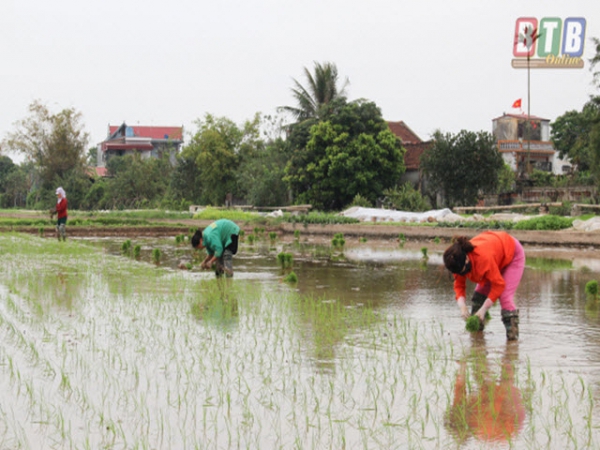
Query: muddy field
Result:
<box><xmin>6</xmin><ymin>217</ymin><xmax>600</xmax><ymax>250</ymax></box>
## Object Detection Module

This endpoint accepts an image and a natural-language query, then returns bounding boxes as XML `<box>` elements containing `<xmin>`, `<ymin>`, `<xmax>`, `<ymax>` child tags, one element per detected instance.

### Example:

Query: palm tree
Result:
<box><xmin>280</xmin><ymin>62</ymin><xmax>349</xmax><ymax>122</ymax></box>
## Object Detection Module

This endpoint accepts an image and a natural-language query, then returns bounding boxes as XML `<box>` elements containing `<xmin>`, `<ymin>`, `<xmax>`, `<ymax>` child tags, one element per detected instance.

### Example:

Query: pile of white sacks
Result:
<box><xmin>340</xmin><ymin>206</ymin><xmax>600</xmax><ymax>231</ymax></box>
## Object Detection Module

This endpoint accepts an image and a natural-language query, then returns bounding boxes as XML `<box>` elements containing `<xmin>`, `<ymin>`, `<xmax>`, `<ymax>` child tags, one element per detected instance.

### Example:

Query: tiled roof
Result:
<box><xmin>387</xmin><ymin>121</ymin><xmax>422</xmax><ymax>143</ymax></box>
<box><xmin>404</xmin><ymin>141</ymin><xmax>432</xmax><ymax>171</ymax></box>
<box><xmin>107</xmin><ymin>124</ymin><xmax>183</xmax><ymax>141</ymax></box>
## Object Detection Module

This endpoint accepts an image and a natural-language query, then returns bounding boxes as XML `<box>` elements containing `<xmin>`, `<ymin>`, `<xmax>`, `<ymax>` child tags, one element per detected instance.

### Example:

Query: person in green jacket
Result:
<box><xmin>191</xmin><ymin>219</ymin><xmax>240</xmax><ymax>277</ymax></box>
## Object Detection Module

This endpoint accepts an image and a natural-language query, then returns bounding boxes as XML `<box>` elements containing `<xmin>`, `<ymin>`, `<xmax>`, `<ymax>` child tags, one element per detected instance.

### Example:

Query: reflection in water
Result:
<box><xmin>446</xmin><ymin>336</ymin><xmax>526</xmax><ymax>445</ymax></box>
<box><xmin>191</xmin><ymin>278</ymin><xmax>239</xmax><ymax>329</ymax></box>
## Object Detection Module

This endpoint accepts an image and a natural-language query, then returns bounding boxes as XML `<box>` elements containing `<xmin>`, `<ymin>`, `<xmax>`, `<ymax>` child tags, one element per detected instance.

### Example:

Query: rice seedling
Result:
<box><xmin>585</xmin><ymin>280</ymin><xmax>599</xmax><ymax>298</ymax></box>
<box><xmin>294</xmin><ymin>229</ymin><xmax>301</xmax><ymax>240</ymax></box>
<box><xmin>277</xmin><ymin>252</ymin><xmax>293</xmax><ymax>270</ymax></box>
<box><xmin>121</xmin><ymin>239</ymin><xmax>132</xmax><ymax>254</ymax></box>
<box><xmin>421</xmin><ymin>247</ymin><xmax>428</xmax><ymax>259</ymax></box>
<box><xmin>269</xmin><ymin>231</ymin><xmax>277</xmax><ymax>242</ymax></box>
<box><xmin>283</xmin><ymin>271</ymin><xmax>298</xmax><ymax>283</ymax></box>
<box><xmin>133</xmin><ymin>244</ymin><xmax>141</xmax><ymax>259</ymax></box>
<box><xmin>332</xmin><ymin>233</ymin><xmax>345</xmax><ymax>248</ymax></box>
<box><xmin>152</xmin><ymin>248</ymin><xmax>161</xmax><ymax>264</ymax></box>
<box><xmin>465</xmin><ymin>315</ymin><xmax>482</xmax><ymax>332</ymax></box>
<box><xmin>247</xmin><ymin>234</ymin><xmax>256</xmax><ymax>245</ymax></box>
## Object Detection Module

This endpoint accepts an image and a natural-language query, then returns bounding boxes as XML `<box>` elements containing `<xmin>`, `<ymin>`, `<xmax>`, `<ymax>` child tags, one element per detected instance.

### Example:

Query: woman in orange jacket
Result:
<box><xmin>443</xmin><ymin>231</ymin><xmax>525</xmax><ymax>340</ymax></box>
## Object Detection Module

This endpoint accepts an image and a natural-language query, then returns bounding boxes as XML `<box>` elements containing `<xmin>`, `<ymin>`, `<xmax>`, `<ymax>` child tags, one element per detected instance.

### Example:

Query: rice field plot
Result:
<box><xmin>0</xmin><ymin>233</ymin><xmax>599</xmax><ymax>449</ymax></box>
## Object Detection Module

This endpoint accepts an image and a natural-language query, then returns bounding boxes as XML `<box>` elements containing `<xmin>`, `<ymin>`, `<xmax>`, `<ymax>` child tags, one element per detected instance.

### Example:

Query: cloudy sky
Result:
<box><xmin>1</xmin><ymin>0</ymin><xmax>599</xmax><ymax>160</ymax></box>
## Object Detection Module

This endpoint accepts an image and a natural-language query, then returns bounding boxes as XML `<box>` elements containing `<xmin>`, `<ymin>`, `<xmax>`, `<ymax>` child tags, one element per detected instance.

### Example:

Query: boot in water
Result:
<box><xmin>501</xmin><ymin>309</ymin><xmax>519</xmax><ymax>341</ymax></box>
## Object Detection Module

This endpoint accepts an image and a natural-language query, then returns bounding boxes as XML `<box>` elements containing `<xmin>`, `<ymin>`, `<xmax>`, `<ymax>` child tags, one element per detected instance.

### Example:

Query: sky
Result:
<box><xmin>1</xmin><ymin>0</ymin><xmax>599</xmax><ymax>163</ymax></box>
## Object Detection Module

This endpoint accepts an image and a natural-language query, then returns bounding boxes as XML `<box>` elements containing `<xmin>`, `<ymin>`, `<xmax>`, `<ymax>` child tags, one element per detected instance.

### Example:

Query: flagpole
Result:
<box><xmin>526</xmin><ymin>52</ymin><xmax>531</xmax><ymax>176</ymax></box>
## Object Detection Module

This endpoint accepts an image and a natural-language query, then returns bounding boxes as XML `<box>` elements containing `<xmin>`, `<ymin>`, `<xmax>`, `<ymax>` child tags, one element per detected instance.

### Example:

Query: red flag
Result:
<box><xmin>512</xmin><ymin>99</ymin><xmax>522</xmax><ymax>109</ymax></box>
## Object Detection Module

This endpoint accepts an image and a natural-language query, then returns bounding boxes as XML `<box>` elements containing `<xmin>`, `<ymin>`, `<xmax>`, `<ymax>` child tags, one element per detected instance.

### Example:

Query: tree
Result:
<box><xmin>284</xmin><ymin>98</ymin><xmax>405</xmax><ymax>210</ymax></box>
<box><xmin>2</xmin><ymin>100</ymin><xmax>89</xmax><ymax>189</ymax></box>
<box><xmin>180</xmin><ymin>114</ymin><xmax>268</xmax><ymax>206</ymax></box>
<box><xmin>104</xmin><ymin>154</ymin><xmax>172</xmax><ymax>209</ymax></box>
<box><xmin>279</xmin><ymin>62</ymin><xmax>349</xmax><ymax>123</ymax></box>
<box><xmin>420</xmin><ymin>130</ymin><xmax>503</xmax><ymax>207</ymax></box>
<box><xmin>590</xmin><ymin>37</ymin><xmax>600</xmax><ymax>90</ymax></box>
<box><xmin>551</xmin><ymin>97</ymin><xmax>600</xmax><ymax>172</ymax></box>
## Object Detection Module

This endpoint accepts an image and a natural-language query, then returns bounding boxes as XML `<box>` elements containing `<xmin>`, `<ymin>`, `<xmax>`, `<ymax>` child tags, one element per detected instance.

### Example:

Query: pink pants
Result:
<box><xmin>474</xmin><ymin>237</ymin><xmax>524</xmax><ymax>311</ymax></box>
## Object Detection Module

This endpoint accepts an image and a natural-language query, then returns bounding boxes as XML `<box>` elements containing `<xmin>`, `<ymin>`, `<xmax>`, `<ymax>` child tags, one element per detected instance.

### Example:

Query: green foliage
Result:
<box><xmin>551</xmin><ymin>97</ymin><xmax>600</xmax><ymax>172</ymax></box>
<box><xmin>103</xmin><ymin>154</ymin><xmax>172</xmax><ymax>210</ymax></box>
<box><xmin>421</xmin><ymin>247</ymin><xmax>428</xmax><ymax>259</ymax></box>
<box><xmin>180</xmin><ymin>114</ymin><xmax>254</xmax><ymax>206</ymax></box>
<box><xmin>284</xmin><ymin>98</ymin><xmax>405</xmax><ymax>211</ymax></box>
<box><xmin>279</xmin><ymin>61</ymin><xmax>349</xmax><ymax>122</ymax></box>
<box><xmin>121</xmin><ymin>239</ymin><xmax>132</xmax><ymax>254</ymax></box>
<box><xmin>247</xmin><ymin>234</ymin><xmax>256</xmax><ymax>245</ymax></box>
<box><xmin>283</xmin><ymin>271</ymin><xmax>298</xmax><ymax>283</ymax></box>
<box><xmin>293</xmin><ymin>229</ymin><xmax>300</xmax><ymax>239</ymax></box>
<box><xmin>236</xmin><ymin>122</ymin><xmax>291</xmax><ymax>207</ymax></box>
<box><xmin>383</xmin><ymin>183</ymin><xmax>431</xmax><ymax>212</ymax></box>
<box><xmin>133</xmin><ymin>244</ymin><xmax>141</xmax><ymax>259</ymax></box>
<box><xmin>529</xmin><ymin>169</ymin><xmax>555</xmax><ymax>187</ymax></box>
<box><xmin>465</xmin><ymin>315</ymin><xmax>482</xmax><ymax>332</ymax></box>
<box><xmin>285</xmin><ymin>211</ymin><xmax>359</xmax><ymax>225</ymax></box>
<box><xmin>152</xmin><ymin>248</ymin><xmax>161</xmax><ymax>264</ymax></box>
<box><xmin>193</xmin><ymin>207</ymin><xmax>260</xmax><ymax>222</ymax></box>
<box><xmin>437</xmin><ymin>220</ymin><xmax>515</xmax><ymax>230</ymax></box>
<box><xmin>348</xmin><ymin>193</ymin><xmax>372</xmax><ymax>208</ymax></box>
<box><xmin>497</xmin><ymin>162</ymin><xmax>516</xmax><ymax>193</ymax></box>
<box><xmin>420</xmin><ymin>129</ymin><xmax>503</xmax><ymax>207</ymax></box>
<box><xmin>332</xmin><ymin>233</ymin><xmax>345</xmax><ymax>248</ymax></box>
<box><xmin>1</xmin><ymin>100</ymin><xmax>89</xmax><ymax>189</ymax></box>
<box><xmin>513</xmin><ymin>215</ymin><xmax>574</xmax><ymax>231</ymax></box>
<box><xmin>277</xmin><ymin>252</ymin><xmax>294</xmax><ymax>269</ymax></box>
<box><xmin>586</xmin><ymin>280</ymin><xmax>599</xmax><ymax>297</ymax></box>
<box><xmin>269</xmin><ymin>231</ymin><xmax>277</xmax><ymax>242</ymax></box>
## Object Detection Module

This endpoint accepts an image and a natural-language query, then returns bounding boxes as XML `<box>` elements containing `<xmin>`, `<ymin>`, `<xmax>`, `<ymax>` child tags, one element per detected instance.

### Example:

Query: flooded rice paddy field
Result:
<box><xmin>1</xmin><ymin>232</ymin><xmax>600</xmax><ymax>449</ymax></box>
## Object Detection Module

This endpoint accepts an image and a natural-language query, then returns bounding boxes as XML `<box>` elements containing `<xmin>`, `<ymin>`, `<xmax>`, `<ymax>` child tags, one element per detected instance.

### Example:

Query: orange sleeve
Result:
<box><xmin>453</xmin><ymin>274</ymin><xmax>467</xmax><ymax>300</ymax></box>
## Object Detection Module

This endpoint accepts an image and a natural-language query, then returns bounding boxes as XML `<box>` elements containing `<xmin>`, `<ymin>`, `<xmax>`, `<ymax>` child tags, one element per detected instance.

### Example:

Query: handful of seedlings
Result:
<box><xmin>465</xmin><ymin>311</ymin><xmax>491</xmax><ymax>332</ymax></box>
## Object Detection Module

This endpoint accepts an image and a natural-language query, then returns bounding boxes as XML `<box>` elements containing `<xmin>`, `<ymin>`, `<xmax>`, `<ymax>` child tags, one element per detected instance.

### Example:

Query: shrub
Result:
<box><xmin>513</xmin><ymin>215</ymin><xmax>574</xmax><ymax>231</ymax></box>
<box><xmin>348</xmin><ymin>193</ymin><xmax>372</xmax><ymax>208</ymax></box>
<box><xmin>383</xmin><ymin>183</ymin><xmax>431</xmax><ymax>212</ymax></box>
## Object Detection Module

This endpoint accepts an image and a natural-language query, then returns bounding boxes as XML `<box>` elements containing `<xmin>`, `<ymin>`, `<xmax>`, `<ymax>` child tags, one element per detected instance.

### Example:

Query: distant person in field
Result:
<box><xmin>191</xmin><ymin>219</ymin><xmax>240</xmax><ymax>277</ymax></box>
<box><xmin>443</xmin><ymin>231</ymin><xmax>524</xmax><ymax>340</ymax></box>
<box><xmin>50</xmin><ymin>187</ymin><xmax>68</xmax><ymax>242</ymax></box>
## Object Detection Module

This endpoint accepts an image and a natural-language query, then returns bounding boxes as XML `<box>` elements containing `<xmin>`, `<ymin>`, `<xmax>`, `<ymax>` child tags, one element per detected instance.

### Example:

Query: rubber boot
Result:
<box><xmin>470</xmin><ymin>292</ymin><xmax>487</xmax><ymax>331</ymax></box>
<box><xmin>56</xmin><ymin>225</ymin><xmax>61</xmax><ymax>241</ymax></box>
<box><xmin>501</xmin><ymin>309</ymin><xmax>519</xmax><ymax>341</ymax></box>
<box><xmin>59</xmin><ymin>224</ymin><xmax>66</xmax><ymax>242</ymax></box>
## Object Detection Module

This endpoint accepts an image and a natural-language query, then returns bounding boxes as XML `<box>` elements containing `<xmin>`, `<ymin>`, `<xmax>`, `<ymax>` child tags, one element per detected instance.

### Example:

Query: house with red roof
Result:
<box><xmin>95</xmin><ymin>123</ymin><xmax>184</xmax><ymax>175</ymax></box>
<box><xmin>387</xmin><ymin>121</ymin><xmax>432</xmax><ymax>192</ymax></box>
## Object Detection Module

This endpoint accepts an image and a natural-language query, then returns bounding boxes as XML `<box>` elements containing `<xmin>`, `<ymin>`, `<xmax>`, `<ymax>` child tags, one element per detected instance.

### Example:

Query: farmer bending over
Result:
<box><xmin>443</xmin><ymin>231</ymin><xmax>524</xmax><ymax>340</ymax></box>
<box><xmin>191</xmin><ymin>219</ymin><xmax>240</xmax><ymax>277</ymax></box>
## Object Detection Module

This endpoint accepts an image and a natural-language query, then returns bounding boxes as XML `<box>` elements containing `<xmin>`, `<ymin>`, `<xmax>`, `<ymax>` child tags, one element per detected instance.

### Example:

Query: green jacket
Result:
<box><xmin>202</xmin><ymin>219</ymin><xmax>240</xmax><ymax>257</ymax></box>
